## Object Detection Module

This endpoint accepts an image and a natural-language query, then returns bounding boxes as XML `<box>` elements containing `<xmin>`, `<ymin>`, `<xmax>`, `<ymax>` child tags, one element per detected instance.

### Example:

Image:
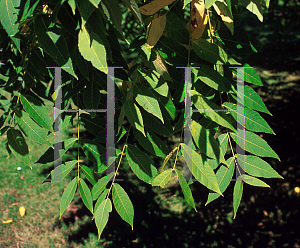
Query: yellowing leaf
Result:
<box><xmin>147</xmin><ymin>13</ymin><xmax>166</xmax><ymax>47</ymax></box>
<box><xmin>186</xmin><ymin>0</ymin><xmax>207</xmax><ymax>39</ymax></box>
<box><xmin>19</xmin><ymin>206</ymin><xmax>26</xmax><ymax>217</ymax></box>
<box><xmin>213</xmin><ymin>0</ymin><xmax>234</xmax><ymax>34</ymax></box>
<box><xmin>139</xmin><ymin>0</ymin><xmax>176</xmax><ymax>15</ymax></box>
<box><xmin>1</xmin><ymin>219</ymin><xmax>13</xmax><ymax>224</ymax></box>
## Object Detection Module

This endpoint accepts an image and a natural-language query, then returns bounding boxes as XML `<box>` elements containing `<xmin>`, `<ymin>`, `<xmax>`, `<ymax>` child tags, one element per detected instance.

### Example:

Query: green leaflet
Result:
<box><xmin>102</xmin><ymin>0</ymin><xmax>123</xmax><ymax>37</ymax></box>
<box><xmin>133</xmin><ymin>83</ymin><xmax>164</xmax><ymax>124</ymax></box>
<box><xmin>91</xmin><ymin>174</ymin><xmax>113</xmax><ymax>200</ymax></box>
<box><xmin>88</xmin><ymin>0</ymin><xmax>101</xmax><ymax>8</ymax></box>
<box><xmin>233</xmin><ymin>177</ymin><xmax>243</xmax><ymax>219</ymax></box>
<box><xmin>165</xmin><ymin>12</ymin><xmax>189</xmax><ymax>44</ymax></box>
<box><xmin>152</xmin><ymin>169</ymin><xmax>173</xmax><ymax>188</ymax></box>
<box><xmin>51</xmin><ymin>160</ymin><xmax>77</xmax><ymax>181</ymax></box>
<box><xmin>68</xmin><ymin>0</ymin><xmax>76</xmax><ymax>15</ymax></box>
<box><xmin>60</xmin><ymin>177</ymin><xmax>77</xmax><ymax>218</ymax></box>
<box><xmin>34</xmin><ymin>15</ymin><xmax>77</xmax><ymax>79</ymax></box>
<box><xmin>240</xmin><ymin>0</ymin><xmax>263</xmax><ymax>22</ymax></box>
<box><xmin>157</xmin><ymin>94</ymin><xmax>176</xmax><ymax>121</ymax></box>
<box><xmin>81</xmin><ymin>165</ymin><xmax>98</xmax><ymax>186</ymax></box>
<box><xmin>243</xmin><ymin>155</ymin><xmax>283</xmax><ymax>179</ymax></box>
<box><xmin>205</xmin><ymin>0</ymin><xmax>218</xmax><ymax>9</ymax></box>
<box><xmin>126</xmin><ymin>144</ymin><xmax>158</xmax><ymax>184</ymax></box>
<box><xmin>0</xmin><ymin>0</ymin><xmax>20</xmax><ymax>50</ymax></box>
<box><xmin>192</xmin><ymin>91</ymin><xmax>235</xmax><ymax>131</ymax></box>
<box><xmin>124</xmin><ymin>99</ymin><xmax>146</xmax><ymax>137</ymax></box>
<box><xmin>231</xmin><ymin>65</ymin><xmax>263</xmax><ymax>86</ymax></box>
<box><xmin>133</xmin><ymin>128</ymin><xmax>169</xmax><ymax>158</ymax></box>
<box><xmin>35</xmin><ymin>138</ymin><xmax>77</xmax><ymax>164</ymax></box>
<box><xmin>138</xmin><ymin>69</ymin><xmax>170</xmax><ymax>98</ymax></box>
<box><xmin>112</xmin><ymin>183</ymin><xmax>134</xmax><ymax>229</ymax></box>
<box><xmin>77</xmin><ymin>0</ymin><xmax>99</xmax><ymax>26</ymax></box>
<box><xmin>218</xmin><ymin>30</ymin><xmax>262</xmax><ymax>55</ymax></box>
<box><xmin>230</xmin><ymin>131</ymin><xmax>280</xmax><ymax>161</ymax></box>
<box><xmin>15</xmin><ymin>110</ymin><xmax>51</xmax><ymax>146</ymax></box>
<box><xmin>71</xmin><ymin>45</ymin><xmax>90</xmax><ymax>81</ymax></box>
<box><xmin>156</xmin><ymin>35</ymin><xmax>188</xmax><ymax>66</ymax></box>
<box><xmin>192</xmin><ymin>64</ymin><xmax>232</xmax><ymax>92</ymax></box>
<box><xmin>80</xmin><ymin>113</ymin><xmax>106</xmax><ymax>136</ymax></box>
<box><xmin>223</xmin><ymin>102</ymin><xmax>275</xmax><ymax>134</ymax></box>
<box><xmin>79</xmin><ymin>178</ymin><xmax>94</xmax><ymax>214</ymax></box>
<box><xmin>173</xmin><ymin>111</ymin><xmax>184</xmax><ymax>134</ymax></box>
<box><xmin>217</xmin><ymin>133</ymin><xmax>229</xmax><ymax>165</ymax></box>
<box><xmin>180</xmin><ymin>144</ymin><xmax>222</xmax><ymax>195</ymax></box>
<box><xmin>206</xmin><ymin>157</ymin><xmax>235</xmax><ymax>205</ymax></box>
<box><xmin>0</xmin><ymin>95</ymin><xmax>11</xmax><ymax>112</ymax></box>
<box><xmin>83</xmin><ymin>81</ymin><xmax>101</xmax><ymax>110</ymax></box>
<box><xmin>141</xmin><ymin>108</ymin><xmax>173</xmax><ymax>137</ymax></box>
<box><xmin>7</xmin><ymin>128</ymin><xmax>31</xmax><ymax>169</ymax></box>
<box><xmin>230</xmin><ymin>85</ymin><xmax>271</xmax><ymax>115</ymax></box>
<box><xmin>20</xmin><ymin>94</ymin><xmax>53</xmax><ymax>132</ymax></box>
<box><xmin>35</xmin><ymin>138</ymin><xmax>78</xmax><ymax>164</ymax></box>
<box><xmin>64</xmin><ymin>78</ymin><xmax>88</xmax><ymax>100</ymax></box>
<box><xmin>174</xmin><ymin>168</ymin><xmax>197</xmax><ymax>211</ymax></box>
<box><xmin>213</xmin><ymin>0</ymin><xmax>234</xmax><ymax>34</ymax></box>
<box><xmin>86</xmin><ymin>9</ymin><xmax>112</xmax><ymax>61</ymax></box>
<box><xmin>95</xmin><ymin>188</ymin><xmax>109</xmax><ymax>212</ymax></box>
<box><xmin>183</xmin><ymin>0</ymin><xmax>193</xmax><ymax>9</ymax></box>
<box><xmin>95</xmin><ymin>198</ymin><xmax>112</xmax><ymax>239</ymax></box>
<box><xmin>191</xmin><ymin>120</ymin><xmax>222</xmax><ymax>163</ymax></box>
<box><xmin>207</xmin><ymin>158</ymin><xmax>219</xmax><ymax>170</ymax></box>
<box><xmin>78</xmin><ymin>25</ymin><xmax>107</xmax><ymax>74</ymax></box>
<box><xmin>242</xmin><ymin>174</ymin><xmax>270</xmax><ymax>187</ymax></box>
<box><xmin>80</xmin><ymin>139</ymin><xmax>106</xmax><ymax>170</ymax></box>
<box><xmin>143</xmin><ymin>50</ymin><xmax>173</xmax><ymax>82</ymax></box>
<box><xmin>0</xmin><ymin>113</ymin><xmax>7</xmax><ymax>129</ymax></box>
<box><xmin>192</xmin><ymin>38</ymin><xmax>240</xmax><ymax>65</ymax></box>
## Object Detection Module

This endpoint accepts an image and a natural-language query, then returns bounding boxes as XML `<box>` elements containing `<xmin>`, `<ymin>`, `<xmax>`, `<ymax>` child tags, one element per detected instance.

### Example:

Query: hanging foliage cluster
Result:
<box><xmin>0</xmin><ymin>0</ymin><xmax>281</xmax><ymax>239</ymax></box>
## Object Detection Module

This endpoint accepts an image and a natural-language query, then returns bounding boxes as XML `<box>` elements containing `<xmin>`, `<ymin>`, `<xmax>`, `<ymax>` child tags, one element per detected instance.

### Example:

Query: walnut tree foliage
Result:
<box><xmin>0</xmin><ymin>0</ymin><xmax>282</xmax><ymax>239</ymax></box>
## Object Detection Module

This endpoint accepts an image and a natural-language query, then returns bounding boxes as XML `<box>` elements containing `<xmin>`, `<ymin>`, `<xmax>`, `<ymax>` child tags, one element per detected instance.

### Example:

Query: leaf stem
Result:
<box><xmin>207</xmin><ymin>9</ymin><xmax>213</xmax><ymax>43</ymax></box>
<box><xmin>9</xmin><ymin>91</ymin><xmax>21</xmax><ymax>127</ymax></box>
<box><xmin>106</xmin><ymin>126</ymin><xmax>132</xmax><ymax>199</ymax></box>
<box><xmin>77</xmin><ymin>94</ymin><xmax>80</xmax><ymax>179</ymax></box>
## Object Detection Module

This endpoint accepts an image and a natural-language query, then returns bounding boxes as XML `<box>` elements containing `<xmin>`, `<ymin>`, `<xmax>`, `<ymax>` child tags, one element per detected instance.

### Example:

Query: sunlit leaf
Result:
<box><xmin>79</xmin><ymin>178</ymin><xmax>94</xmax><ymax>214</ymax></box>
<box><xmin>230</xmin><ymin>130</ymin><xmax>280</xmax><ymax>161</ymax></box>
<box><xmin>78</xmin><ymin>26</ymin><xmax>107</xmax><ymax>74</ymax></box>
<box><xmin>112</xmin><ymin>183</ymin><xmax>134</xmax><ymax>229</ymax></box>
<box><xmin>233</xmin><ymin>177</ymin><xmax>243</xmax><ymax>219</ymax></box>
<box><xmin>181</xmin><ymin>143</ymin><xmax>222</xmax><ymax>195</ymax></box>
<box><xmin>175</xmin><ymin>168</ymin><xmax>197</xmax><ymax>211</ymax></box>
<box><xmin>20</xmin><ymin>94</ymin><xmax>53</xmax><ymax>132</ymax></box>
<box><xmin>60</xmin><ymin>177</ymin><xmax>77</xmax><ymax>218</ymax></box>
<box><xmin>152</xmin><ymin>168</ymin><xmax>173</xmax><ymax>188</ymax></box>
<box><xmin>242</xmin><ymin>174</ymin><xmax>270</xmax><ymax>187</ymax></box>
<box><xmin>95</xmin><ymin>198</ymin><xmax>112</xmax><ymax>239</ymax></box>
